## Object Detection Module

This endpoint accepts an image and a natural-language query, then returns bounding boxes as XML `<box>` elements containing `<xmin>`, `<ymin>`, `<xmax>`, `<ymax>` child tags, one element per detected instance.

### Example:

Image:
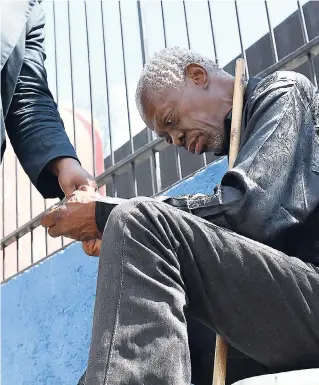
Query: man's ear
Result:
<box><xmin>185</xmin><ymin>63</ymin><xmax>209</xmax><ymax>88</ymax></box>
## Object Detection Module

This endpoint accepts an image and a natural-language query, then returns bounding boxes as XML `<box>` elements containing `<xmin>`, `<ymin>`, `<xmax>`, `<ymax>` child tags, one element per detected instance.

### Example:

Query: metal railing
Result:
<box><xmin>1</xmin><ymin>0</ymin><xmax>319</xmax><ymax>282</ymax></box>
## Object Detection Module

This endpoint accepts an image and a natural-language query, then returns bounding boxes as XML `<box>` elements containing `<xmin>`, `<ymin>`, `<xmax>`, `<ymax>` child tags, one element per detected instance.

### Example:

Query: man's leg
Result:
<box><xmin>85</xmin><ymin>197</ymin><xmax>319</xmax><ymax>385</ymax></box>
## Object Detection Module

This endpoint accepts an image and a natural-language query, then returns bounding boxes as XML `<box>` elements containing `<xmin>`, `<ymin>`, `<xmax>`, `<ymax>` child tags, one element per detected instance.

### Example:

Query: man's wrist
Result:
<box><xmin>89</xmin><ymin>201</ymin><xmax>103</xmax><ymax>240</ymax></box>
<box><xmin>95</xmin><ymin>198</ymin><xmax>126</xmax><ymax>234</ymax></box>
<box><xmin>47</xmin><ymin>157</ymin><xmax>79</xmax><ymax>177</ymax></box>
<box><xmin>95</xmin><ymin>201</ymin><xmax>111</xmax><ymax>234</ymax></box>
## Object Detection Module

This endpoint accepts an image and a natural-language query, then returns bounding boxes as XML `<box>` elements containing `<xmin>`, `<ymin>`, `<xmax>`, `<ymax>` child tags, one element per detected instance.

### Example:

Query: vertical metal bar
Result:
<box><xmin>160</xmin><ymin>1</ymin><xmax>183</xmax><ymax>180</ymax></box>
<box><xmin>29</xmin><ymin>179</ymin><xmax>34</xmax><ymax>265</ymax></box>
<box><xmin>297</xmin><ymin>1</ymin><xmax>318</xmax><ymax>87</ymax></box>
<box><xmin>151</xmin><ymin>149</ymin><xmax>159</xmax><ymax>194</ymax></box>
<box><xmin>2</xmin><ymin>248</ymin><xmax>4</xmax><ymax>281</ymax></box>
<box><xmin>234</xmin><ymin>0</ymin><xmax>249</xmax><ymax>79</ymax></box>
<box><xmin>137</xmin><ymin>0</ymin><xmax>158</xmax><ymax>194</ymax></box>
<box><xmin>308</xmin><ymin>59</ymin><xmax>318</xmax><ymax>89</ymax></box>
<box><xmin>173</xmin><ymin>138</ymin><xmax>183</xmax><ymax>178</ymax></box>
<box><xmin>112</xmin><ymin>175</ymin><xmax>118</xmax><ymax>198</ymax></box>
<box><xmin>52</xmin><ymin>0</ymin><xmax>64</xmax><ymax>249</ymax></box>
<box><xmin>182</xmin><ymin>1</ymin><xmax>191</xmax><ymax>49</ymax></box>
<box><xmin>207</xmin><ymin>0</ymin><xmax>219</xmax><ymax>65</ymax></box>
<box><xmin>175</xmin><ymin>149</ymin><xmax>183</xmax><ymax>180</ymax></box>
<box><xmin>137</xmin><ymin>1</ymin><xmax>146</xmax><ymax>66</ymax></box>
<box><xmin>155</xmin><ymin>152</ymin><xmax>162</xmax><ymax>193</ymax></box>
<box><xmin>264</xmin><ymin>1</ymin><xmax>279</xmax><ymax>64</ymax></box>
<box><xmin>207</xmin><ymin>0</ymin><xmax>219</xmax><ymax>167</ymax></box>
<box><xmin>156</xmin><ymin>1</ymin><xmax>167</xmax><ymax>192</ymax></box>
<box><xmin>118</xmin><ymin>1</ymin><xmax>134</xmax><ymax>154</ymax></box>
<box><xmin>15</xmin><ymin>158</ymin><xmax>19</xmax><ymax>272</ymax></box>
<box><xmin>44</xmin><ymin>202</ymin><xmax>48</xmax><ymax>256</ymax></box>
<box><xmin>118</xmin><ymin>1</ymin><xmax>138</xmax><ymax>197</ymax></box>
<box><xmin>101</xmin><ymin>0</ymin><xmax>115</xmax><ymax>195</ymax></box>
<box><xmin>2</xmin><ymin>160</ymin><xmax>5</xmax><ymax>280</ymax></box>
<box><xmin>183</xmin><ymin>1</ymin><xmax>207</xmax><ymax>168</ymax></box>
<box><xmin>297</xmin><ymin>1</ymin><xmax>309</xmax><ymax>43</ymax></box>
<box><xmin>67</xmin><ymin>0</ymin><xmax>77</xmax><ymax>150</ymax></box>
<box><xmin>84</xmin><ymin>0</ymin><xmax>97</xmax><ymax>177</ymax></box>
<box><xmin>43</xmin><ymin>167</ymin><xmax>48</xmax><ymax>256</ymax></box>
<box><xmin>160</xmin><ymin>1</ymin><xmax>167</xmax><ymax>48</ymax></box>
<box><xmin>52</xmin><ymin>0</ymin><xmax>59</xmax><ymax>127</ymax></box>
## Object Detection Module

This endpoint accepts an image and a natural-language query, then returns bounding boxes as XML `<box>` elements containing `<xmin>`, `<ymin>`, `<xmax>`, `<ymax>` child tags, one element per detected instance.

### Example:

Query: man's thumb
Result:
<box><xmin>82</xmin><ymin>239</ymin><xmax>101</xmax><ymax>256</ymax></box>
<box><xmin>61</xmin><ymin>184</ymin><xmax>75</xmax><ymax>200</ymax></box>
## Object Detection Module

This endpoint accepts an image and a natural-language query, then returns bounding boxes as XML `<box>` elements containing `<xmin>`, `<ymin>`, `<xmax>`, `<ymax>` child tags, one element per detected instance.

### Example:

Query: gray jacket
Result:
<box><xmin>1</xmin><ymin>0</ymin><xmax>77</xmax><ymax>198</ymax></box>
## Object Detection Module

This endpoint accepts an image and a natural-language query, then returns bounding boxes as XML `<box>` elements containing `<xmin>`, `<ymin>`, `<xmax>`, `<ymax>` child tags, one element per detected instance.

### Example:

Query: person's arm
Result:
<box><xmin>5</xmin><ymin>4</ymin><xmax>95</xmax><ymax>199</ymax></box>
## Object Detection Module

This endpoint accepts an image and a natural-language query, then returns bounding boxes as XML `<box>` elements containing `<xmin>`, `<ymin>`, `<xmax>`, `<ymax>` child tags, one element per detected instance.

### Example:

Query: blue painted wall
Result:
<box><xmin>1</xmin><ymin>158</ymin><xmax>227</xmax><ymax>385</ymax></box>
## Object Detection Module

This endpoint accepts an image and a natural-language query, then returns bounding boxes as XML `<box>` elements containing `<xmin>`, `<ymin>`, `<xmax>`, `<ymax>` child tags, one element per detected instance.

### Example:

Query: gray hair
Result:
<box><xmin>135</xmin><ymin>46</ymin><xmax>229</xmax><ymax>113</ymax></box>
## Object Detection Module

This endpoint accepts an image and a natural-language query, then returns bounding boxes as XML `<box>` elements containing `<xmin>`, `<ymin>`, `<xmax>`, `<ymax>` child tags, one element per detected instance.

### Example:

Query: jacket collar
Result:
<box><xmin>222</xmin><ymin>76</ymin><xmax>262</xmax><ymax>156</ymax></box>
<box><xmin>224</xmin><ymin>76</ymin><xmax>262</xmax><ymax>130</ymax></box>
<box><xmin>1</xmin><ymin>0</ymin><xmax>36</xmax><ymax>70</ymax></box>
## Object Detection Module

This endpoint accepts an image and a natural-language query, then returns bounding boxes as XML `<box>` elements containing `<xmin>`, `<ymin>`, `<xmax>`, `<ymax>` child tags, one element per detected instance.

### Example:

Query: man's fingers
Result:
<box><xmin>63</xmin><ymin>182</ymin><xmax>95</xmax><ymax>199</ymax></box>
<box><xmin>47</xmin><ymin>225</ymin><xmax>62</xmax><ymax>238</ymax></box>
<box><xmin>63</xmin><ymin>185</ymin><xmax>77</xmax><ymax>199</ymax></box>
<box><xmin>79</xmin><ymin>180</ymin><xmax>98</xmax><ymax>193</ymax></box>
<box><xmin>41</xmin><ymin>207</ymin><xmax>59</xmax><ymax>228</ymax></box>
<box><xmin>82</xmin><ymin>239</ymin><xmax>101</xmax><ymax>256</ymax></box>
<box><xmin>41</xmin><ymin>205</ymin><xmax>67</xmax><ymax>237</ymax></box>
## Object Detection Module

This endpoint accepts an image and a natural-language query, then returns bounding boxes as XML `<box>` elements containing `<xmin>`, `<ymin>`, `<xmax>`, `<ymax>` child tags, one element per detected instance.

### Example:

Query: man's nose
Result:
<box><xmin>171</xmin><ymin>132</ymin><xmax>185</xmax><ymax>147</ymax></box>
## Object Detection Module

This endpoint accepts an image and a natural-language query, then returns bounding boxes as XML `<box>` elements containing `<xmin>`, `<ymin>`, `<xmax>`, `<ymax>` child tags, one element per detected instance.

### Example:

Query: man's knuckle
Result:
<box><xmin>40</xmin><ymin>215</ymin><xmax>47</xmax><ymax>226</ymax></box>
<box><xmin>48</xmin><ymin>227</ymin><xmax>56</xmax><ymax>238</ymax></box>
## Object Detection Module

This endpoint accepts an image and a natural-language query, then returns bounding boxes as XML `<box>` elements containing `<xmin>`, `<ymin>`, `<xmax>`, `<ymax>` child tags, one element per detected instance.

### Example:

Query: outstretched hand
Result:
<box><xmin>48</xmin><ymin>157</ymin><xmax>98</xmax><ymax>198</ymax></box>
<box><xmin>45</xmin><ymin>158</ymin><xmax>102</xmax><ymax>256</ymax></box>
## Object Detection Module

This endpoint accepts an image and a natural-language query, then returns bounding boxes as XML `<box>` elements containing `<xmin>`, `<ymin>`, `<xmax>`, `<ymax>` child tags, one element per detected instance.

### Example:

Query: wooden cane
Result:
<box><xmin>212</xmin><ymin>58</ymin><xmax>246</xmax><ymax>385</ymax></box>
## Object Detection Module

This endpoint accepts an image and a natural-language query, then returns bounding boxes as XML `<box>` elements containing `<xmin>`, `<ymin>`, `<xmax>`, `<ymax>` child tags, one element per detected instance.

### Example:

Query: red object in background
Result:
<box><xmin>64</xmin><ymin>107</ymin><xmax>105</xmax><ymax>181</ymax></box>
<box><xmin>63</xmin><ymin>107</ymin><xmax>105</xmax><ymax>196</ymax></box>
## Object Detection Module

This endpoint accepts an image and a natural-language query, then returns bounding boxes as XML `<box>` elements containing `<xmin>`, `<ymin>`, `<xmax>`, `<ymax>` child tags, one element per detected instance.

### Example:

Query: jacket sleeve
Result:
<box><xmin>4</xmin><ymin>4</ymin><xmax>78</xmax><ymax>199</ymax></box>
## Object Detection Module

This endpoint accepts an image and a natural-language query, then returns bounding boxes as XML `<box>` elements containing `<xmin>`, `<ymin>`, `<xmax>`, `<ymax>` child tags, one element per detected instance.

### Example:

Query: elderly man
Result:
<box><xmin>42</xmin><ymin>47</ymin><xmax>319</xmax><ymax>385</ymax></box>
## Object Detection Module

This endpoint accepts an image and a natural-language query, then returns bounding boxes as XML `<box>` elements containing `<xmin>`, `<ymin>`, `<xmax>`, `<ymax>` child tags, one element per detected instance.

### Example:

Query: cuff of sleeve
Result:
<box><xmin>95</xmin><ymin>197</ymin><xmax>126</xmax><ymax>234</ymax></box>
<box><xmin>95</xmin><ymin>201</ymin><xmax>112</xmax><ymax>234</ymax></box>
<box><xmin>25</xmin><ymin>140</ymin><xmax>78</xmax><ymax>199</ymax></box>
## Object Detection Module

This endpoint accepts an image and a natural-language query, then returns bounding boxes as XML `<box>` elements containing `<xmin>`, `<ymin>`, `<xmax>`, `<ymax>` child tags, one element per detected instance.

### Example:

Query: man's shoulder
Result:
<box><xmin>1</xmin><ymin>0</ymin><xmax>36</xmax><ymax>70</ymax></box>
<box><xmin>256</xmin><ymin>70</ymin><xmax>315</xmax><ymax>92</ymax></box>
<box><xmin>253</xmin><ymin>71</ymin><xmax>296</xmax><ymax>96</ymax></box>
<box><xmin>249</xmin><ymin>71</ymin><xmax>316</xmax><ymax>106</ymax></box>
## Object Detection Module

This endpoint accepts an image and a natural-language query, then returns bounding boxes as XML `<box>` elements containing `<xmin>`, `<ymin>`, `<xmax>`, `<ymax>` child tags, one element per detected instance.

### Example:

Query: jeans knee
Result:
<box><xmin>100</xmin><ymin>197</ymin><xmax>156</xmax><ymax>255</ymax></box>
<box><xmin>106</xmin><ymin>197</ymin><xmax>154</xmax><ymax>231</ymax></box>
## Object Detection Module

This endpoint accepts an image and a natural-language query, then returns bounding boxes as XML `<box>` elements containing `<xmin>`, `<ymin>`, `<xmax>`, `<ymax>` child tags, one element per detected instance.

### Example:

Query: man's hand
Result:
<box><xmin>48</xmin><ymin>157</ymin><xmax>98</xmax><ymax>198</ymax></box>
<box><xmin>41</xmin><ymin>190</ymin><xmax>102</xmax><ymax>241</ymax></box>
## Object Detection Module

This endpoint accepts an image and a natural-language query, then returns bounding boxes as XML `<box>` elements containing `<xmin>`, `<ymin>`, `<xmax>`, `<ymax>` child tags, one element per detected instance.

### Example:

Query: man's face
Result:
<box><xmin>141</xmin><ymin>65</ymin><xmax>233</xmax><ymax>156</ymax></box>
